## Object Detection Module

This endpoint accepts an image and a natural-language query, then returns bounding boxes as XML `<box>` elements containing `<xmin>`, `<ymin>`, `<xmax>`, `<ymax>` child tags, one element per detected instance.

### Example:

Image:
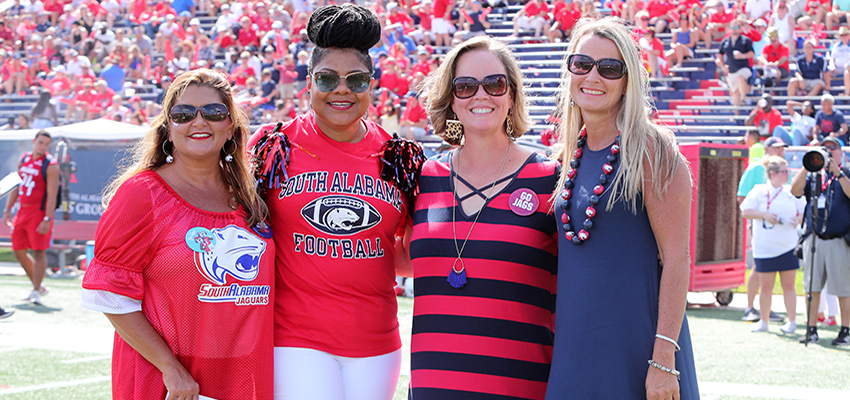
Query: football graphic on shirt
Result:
<box><xmin>195</xmin><ymin>225</ymin><xmax>267</xmax><ymax>285</ymax></box>
<box><xmin>301</xmin><ymin>195</ymin><xmax>382</xmax><ymax>236</ymax></box>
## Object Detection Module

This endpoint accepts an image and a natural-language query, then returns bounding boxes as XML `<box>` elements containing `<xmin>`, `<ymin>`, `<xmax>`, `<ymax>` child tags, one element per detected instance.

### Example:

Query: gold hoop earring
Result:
<box><xmin>162</xmin><ymin>140</ymin><xmax>174</xmax><ymax>163</ymax></box>
<box><xmin>445</xmin><ymin>113</ymin><xmax>464</xmax><ymax>144</ymax></box>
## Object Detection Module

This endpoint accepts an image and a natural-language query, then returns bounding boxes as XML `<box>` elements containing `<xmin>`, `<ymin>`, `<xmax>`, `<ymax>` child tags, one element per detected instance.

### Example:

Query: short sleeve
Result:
<box><xmin>740</xmin><ymin>184</ymin><xmax>764</xmax><ymax>212</ymax></box>
<box><xmin>794</xmin><ymin>191</ymin><xmax>808</xmax><ymax>215</ymax></box>
<box><xmin>81</xmin><ymin>174</ymin><xmax>161</xmax><ymax>300</ymax></box>
<box><xmin>838</xmin><ymin>111</ymin><xmax>846</xmax><ymax>125</ymax></box>
<box><xmin>745</xmin><ymin>38</ymin><xmax>754</xmax><ymax>53</ymax></box>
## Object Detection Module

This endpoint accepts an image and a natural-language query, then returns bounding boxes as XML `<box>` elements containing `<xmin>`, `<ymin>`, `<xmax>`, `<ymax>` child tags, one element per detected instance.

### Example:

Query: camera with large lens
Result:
<box><xmin>802</xmin><ymin>148</ymin><xmax>832</xmax><ymax>172</ymax></box>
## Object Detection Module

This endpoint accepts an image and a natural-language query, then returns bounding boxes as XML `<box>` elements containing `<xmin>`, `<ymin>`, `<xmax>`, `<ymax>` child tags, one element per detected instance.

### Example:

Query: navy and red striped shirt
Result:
<box><xmin>409</xmin><ymin>151</ymin><xmax>559</xmax><ymax>400</ymax></box>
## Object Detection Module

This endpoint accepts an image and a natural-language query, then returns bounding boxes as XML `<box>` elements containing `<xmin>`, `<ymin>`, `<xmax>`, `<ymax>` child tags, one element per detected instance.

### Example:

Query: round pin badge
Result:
<box><xmin>185</xmin><ymin>227</ymin><xmax>216</xmax><ymax>253</ymax></box>
<box><xmin>508</xmin><ymin>188</ymin><xmax>539</xmax><ymax>216</ymax></box>
<box><xmin>253</xmin><ymin>221</ymin><xmax>273</xmax><ymax>239</ymax></box>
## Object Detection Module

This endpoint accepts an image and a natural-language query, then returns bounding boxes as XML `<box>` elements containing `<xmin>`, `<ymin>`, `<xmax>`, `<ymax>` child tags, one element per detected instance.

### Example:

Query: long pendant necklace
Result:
<box><xmin>559</xmin><ymin>128</ymin><xmax>620</xmax><ymax>245</ymax></box>
<box><xmin>449</xmin><ymin>143</ymin><xmax>513</xmax><ymax>288</ymax></box>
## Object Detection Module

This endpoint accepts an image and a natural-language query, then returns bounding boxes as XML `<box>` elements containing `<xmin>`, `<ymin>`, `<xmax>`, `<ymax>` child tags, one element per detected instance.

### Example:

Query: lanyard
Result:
<box><xmin>822</xmin><ymin>165</ymin><xmax>843</xmax><ymax>192</ymax></box>
<box><xmin>766</xmin><ymin>186</ymin><xmax>782</xmax><ymax>210</ymax></box>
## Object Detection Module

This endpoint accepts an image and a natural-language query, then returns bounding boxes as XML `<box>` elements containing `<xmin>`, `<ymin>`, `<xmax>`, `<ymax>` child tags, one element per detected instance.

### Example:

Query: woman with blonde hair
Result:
<box><xmin>740</xmin><ymin>156</ymin><xmax>805</xmax><ymax>334</ymax></box>
<box><xmin>545</xmin><ymin>18</ymin><xmax>698</xmax><ymax>399</ymax></box>
<box><xmin>407</xmin><ymin>35</ymin><xmax>559</xmax><ymax>399</ymax></box>
<box><xmin>81</xmin><ymin>69</ymin><xmax>274</xmax><ymax>400</ymax></box>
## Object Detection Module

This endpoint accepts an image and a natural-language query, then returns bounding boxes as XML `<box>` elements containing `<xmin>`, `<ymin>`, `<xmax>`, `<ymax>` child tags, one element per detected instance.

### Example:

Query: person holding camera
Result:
<box><xmin>740</xmin><ymin>155</ymin><xmax>807</xmax><ymax>333</ymax></box>
<box><xmin>790</xmin><ymin>137</ymin><xmax>850</xmax><ymax>346</ymax></box>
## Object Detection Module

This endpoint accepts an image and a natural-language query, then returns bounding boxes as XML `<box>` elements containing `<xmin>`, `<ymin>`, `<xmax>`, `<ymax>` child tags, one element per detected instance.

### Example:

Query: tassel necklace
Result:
<box><xmin>449</xmin><ymin>142</ymin><xmax>513</xmax><ymax>288</ymax></box>
<box><xmin>559</xmin><ymin>128</ymin><xmax>620</xmax><ymax>245</ymax></box>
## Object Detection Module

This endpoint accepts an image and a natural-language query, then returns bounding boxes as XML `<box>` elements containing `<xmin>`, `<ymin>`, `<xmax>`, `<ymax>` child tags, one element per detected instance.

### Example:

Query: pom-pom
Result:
<box><xmin>308</xmin><ymin>4</ymin><xmax>381</xmax><ymax>51</ymax></box>
<box><xmin>378</xmin><ymin>133</ymin><xmax>426</xmax><ymax>216</ymax></box>
<box><xmin>251</xmin><ymin>122</ymin><xmax>291</xmax><ymax>196</ymax></box>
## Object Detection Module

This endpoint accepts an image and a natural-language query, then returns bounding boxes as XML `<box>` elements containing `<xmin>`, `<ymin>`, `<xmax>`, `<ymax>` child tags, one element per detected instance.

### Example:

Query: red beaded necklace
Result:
<box><xmin>559</xmin><ymin>128</ymin><xmax>620</xmax><ymax>245</ymax></box>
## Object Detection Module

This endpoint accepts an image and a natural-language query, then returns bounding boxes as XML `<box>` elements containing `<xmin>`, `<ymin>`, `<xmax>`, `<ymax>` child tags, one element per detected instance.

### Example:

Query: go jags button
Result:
<box><xmin>186</xmin><ymin>227</ymin><xmax>216</xmax><ymax>253</ymax></box>
<box><xmin>508</xmin><ymin>188</ymin><xmax>539</xmax><ymax>216</ymax></box>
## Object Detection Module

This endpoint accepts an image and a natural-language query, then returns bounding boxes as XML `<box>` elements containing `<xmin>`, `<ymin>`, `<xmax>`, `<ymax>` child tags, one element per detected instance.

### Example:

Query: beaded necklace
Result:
<box><xmin>559</xmin><ymin>128</ymin><xmax>620</xmax><ymax>245</ymax></box>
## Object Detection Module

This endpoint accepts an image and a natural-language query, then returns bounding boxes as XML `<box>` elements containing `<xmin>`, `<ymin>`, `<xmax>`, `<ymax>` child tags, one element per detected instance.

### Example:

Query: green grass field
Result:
<box><xmin>1</xmin><ymin>274</ymin><xmax>848</xmax><ymax>399</ymax></box>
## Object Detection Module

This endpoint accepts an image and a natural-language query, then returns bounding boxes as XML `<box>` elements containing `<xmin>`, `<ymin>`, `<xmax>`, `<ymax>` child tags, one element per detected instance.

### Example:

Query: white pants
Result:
<box><xmin>274</xmin><ymin>347</ymin><xmax>401</xmax><ymax>400</ymax></box>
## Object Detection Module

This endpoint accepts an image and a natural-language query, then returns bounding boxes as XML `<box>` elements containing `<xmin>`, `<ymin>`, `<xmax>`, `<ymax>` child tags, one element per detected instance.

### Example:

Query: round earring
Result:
<box><xmin>223</xmin><ymin>138</ymin><xmax>237</xmax><ymax>163</ymax></box>
<box><xmin>569</xmin><ymin>98</ymin><xmax>575</xmax><ymax>108</ymax></box>
<box><xmin>162</xmin><ymin>140</ymin><xmax>174</xmax><ymax>163</ymax></box>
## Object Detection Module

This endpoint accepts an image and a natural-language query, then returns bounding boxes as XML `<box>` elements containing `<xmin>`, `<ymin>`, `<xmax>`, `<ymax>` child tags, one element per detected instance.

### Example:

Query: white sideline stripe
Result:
<box><xmin>0</xmin><ymin>376</ymin><xmax>110</xmax><ymax>395</ymax></box>
<box><xmin>60</xmin><ymin>355</ymin><xmax>111</xmax><ymax>364</ymax></box>
<box><xmin>700</xmin><ymin>381</ymin><xmax>850</xmax><ymax>400</ymax></box>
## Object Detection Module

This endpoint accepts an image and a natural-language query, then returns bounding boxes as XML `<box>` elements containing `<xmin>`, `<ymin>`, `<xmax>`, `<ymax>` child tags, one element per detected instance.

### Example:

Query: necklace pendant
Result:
<box><xmin>447</xmin><ymin>257</ymin><xmax>467</xmax><ymax>289</ymax></box>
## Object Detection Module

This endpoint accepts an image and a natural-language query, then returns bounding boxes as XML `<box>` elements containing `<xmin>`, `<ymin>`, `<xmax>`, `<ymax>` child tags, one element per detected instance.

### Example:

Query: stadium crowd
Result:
<box><xmin>3</xmin><ymin>0</ymin><xmax>850</xmax><ymax>143</ymax></box>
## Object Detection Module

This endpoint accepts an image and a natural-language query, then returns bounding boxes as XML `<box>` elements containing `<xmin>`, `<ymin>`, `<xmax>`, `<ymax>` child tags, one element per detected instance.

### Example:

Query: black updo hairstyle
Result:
<box><xmin>307</xmin><ymin>4</ymin><xmax>382</xmax><ymax>76</ymax></box>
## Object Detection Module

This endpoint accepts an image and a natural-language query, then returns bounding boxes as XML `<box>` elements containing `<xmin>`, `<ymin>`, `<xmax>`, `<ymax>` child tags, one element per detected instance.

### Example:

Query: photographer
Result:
<box><xmin>790</xmin><ymin>137</ymin><xmax>850</xmax><ymax>346</ymax></box>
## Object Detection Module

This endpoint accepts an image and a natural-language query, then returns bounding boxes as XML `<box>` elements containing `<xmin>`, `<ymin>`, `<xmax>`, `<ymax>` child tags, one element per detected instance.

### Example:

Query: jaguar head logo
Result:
<box><xmin>195</xmin><ymin>225</ymin><xmax>267</xmax><ymax>285</ymax></box>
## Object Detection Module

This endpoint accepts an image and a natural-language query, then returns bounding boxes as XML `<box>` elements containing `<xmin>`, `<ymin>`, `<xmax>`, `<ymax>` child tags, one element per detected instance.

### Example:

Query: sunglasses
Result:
<box><xmin>452</xmin><ymin>74</ymin><xmax>509</xmax><ymax>99</ymax></box>
<box><xmin>169</xmin><ymin>103</ymin><xmax>230</xmax><ymax>124</ymax></box>
<box><xmin>825</xmin><ymin>145</ymin><xmax>840</xmax><ymax>150</ymax></box>
<box><xmin>566</xmin><ymin>54</ymin><xmax>627</xmax><ymax>80</ymax></box>
<box><xmin>312</xmin><ymin>71</ymin><xmax>372</xmax><ymax>93</ymax></box>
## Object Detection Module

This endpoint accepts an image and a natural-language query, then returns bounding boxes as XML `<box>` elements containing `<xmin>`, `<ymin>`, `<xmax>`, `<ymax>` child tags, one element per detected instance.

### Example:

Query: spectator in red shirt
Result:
<box><xmin>746</xmin><ymin>94</ymin><xmax>785</xmax><ymax>138</ymax></box>
<box><xmin>512</xmin><ymin>0</ymin><xmax>550</xmax><ymax>38</ymax></box>
<box><xmin>549</xmin><ymin>0</ymin><xmax>581</xmax><ymax>42</ymax></box>
<box><xmin>410</xmin><ymin>47</ymin><xmax>432</xmax><ymax>77</ymax></box>
<box><xmin>65</xmin><ymin>78</ymin><xmax>96</xmax><ymax>122</ymax></box>
<box><xmin>379</xmin><ymin>58</ymin><xmax>410</xmax><ymax>96</ymax></box>
<box><xmin>38</xmin><ymin>65</ymin><xmax>73</xmax><ymax>97</ymax></box>
<box><xmin>431</xmin><ymin>0</ymin><xmax>454</xmax><ymax>47</ymax></box>
<box><xmin>411</xmin><ymin>1</ymin><xmax>435</xmax><ymax>45</ymax></box>
<box><xmin>387</xmin><ymin>3</ymin><xmax>415</xmax><ymax>32</ymax></box>
<box><xmin>400</xmin><ymin>93</ymin><xmax>429</xmax><ymax>140</ymax></box>
<box><xmin>237</xmin><ymin>17</ymin><xmax>259</xmax><ymax>49</ymax></box>
<box><xmin>640</xmin><ymin>27</ymin><xmax>667</xmax><ymax>77</ymax></box>
<box><xmin>759</xmin><ymin>27</ymin><xmax>790</xmax><ymax>86</ymax></box>
<box><xmin>644</xmin><ymin>0</ymin><xmax>676</xmax><ymax>33</ymax></box>
<box><xmin>231</xmin><ymin>51</ymin><xmax>256</xmax><ymax>89</ymax></box>
<box><xmin>705</xmin><ymin>0</ymin><xmax>733</xmax><ymax>50</ymax></box>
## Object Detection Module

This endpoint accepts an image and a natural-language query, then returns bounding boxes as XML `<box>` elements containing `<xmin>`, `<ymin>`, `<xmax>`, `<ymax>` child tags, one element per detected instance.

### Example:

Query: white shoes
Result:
<box><xmin>780</xmin><ymin>321</ymin><xmax>797</xmax><ymax>334</ymax></box>
<box><xmin>21</xmin><ymin>286</ymin><xmax>48</xmax><ymax>304</ymax></box>
<box><xmin>751</xmin><ymin>320</ymin><xmax>768</xmax><ymax>332</ymax></box>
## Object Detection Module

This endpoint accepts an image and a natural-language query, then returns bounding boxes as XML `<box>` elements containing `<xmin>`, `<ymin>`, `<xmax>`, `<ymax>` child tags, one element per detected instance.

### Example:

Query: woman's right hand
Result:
<box><xmin>763</xmin><ymin>212</ymin><xmax>779</xmax><ymax>225</ymax></box>
<box><xmin>163</xmin><ymin>362</ymin><xmax>199</xmax><ymax>400</ymax></box>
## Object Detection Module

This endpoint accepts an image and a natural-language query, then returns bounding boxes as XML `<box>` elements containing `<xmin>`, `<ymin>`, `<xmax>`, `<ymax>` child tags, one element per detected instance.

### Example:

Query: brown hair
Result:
<box><xmin>103</xmin><ymin>69</ymin><xmax>268</xmax><ymax>226</ymax></box>
<box><xmin>422</xmin><ymin>35</ymin><xmax>529</xmax><ymax>145</ymax></box>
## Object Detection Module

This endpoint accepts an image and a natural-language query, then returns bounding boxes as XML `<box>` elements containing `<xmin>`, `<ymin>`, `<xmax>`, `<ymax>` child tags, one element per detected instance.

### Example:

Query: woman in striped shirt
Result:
<box><xmin>407</xmin><ymin>36</ymin><xmax>559</xmax><ymax>400</ymax></box>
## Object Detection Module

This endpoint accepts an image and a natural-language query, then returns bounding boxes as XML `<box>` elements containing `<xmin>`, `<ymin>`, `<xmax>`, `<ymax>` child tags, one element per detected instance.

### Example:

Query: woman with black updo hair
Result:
<box><xmin>248</xmin><ymin>4</ymin><xmax>424</xmax><ymax>400</ymax></box>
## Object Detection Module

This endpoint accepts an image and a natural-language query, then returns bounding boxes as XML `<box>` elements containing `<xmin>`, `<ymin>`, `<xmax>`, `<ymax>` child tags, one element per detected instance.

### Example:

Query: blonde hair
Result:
<box><xmin>422</xmin><ymin>35</ymin><xmax>529</xmax><ymax>145</ymax></box>
<box><xmin>103</xmin><ymin>69</ymin><xmax>268</xmax><ymax>226</ymax></box>
<box><xmin>555</xmin><ymin>17</ymin><xmax>685</xmax><ymax>212</ymax></box>
<box><xmin>762</xmin><ymin>155</ymin><xmax>787</xmax><ymax>179</ymax></box>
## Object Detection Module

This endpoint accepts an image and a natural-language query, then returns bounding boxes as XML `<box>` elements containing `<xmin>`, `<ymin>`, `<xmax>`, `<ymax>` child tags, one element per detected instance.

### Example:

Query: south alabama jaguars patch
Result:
<box><xmin>194</xmin><ymin>225</ymin><xmax>271</xmax><ymax>306</ymax></box>
<box><xmin>301</xmin><ymin>195</ymin><xmax>382</xmax><ymax>236</ymax></box>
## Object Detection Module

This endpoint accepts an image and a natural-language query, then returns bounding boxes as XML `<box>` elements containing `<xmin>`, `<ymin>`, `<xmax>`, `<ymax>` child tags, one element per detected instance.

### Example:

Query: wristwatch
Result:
<box><xmin>838</xmin><ymin>170</ymin><xmax>847</xmax><ymax>179</ymax></box>
<box><xmin>43</xmin><ymin>216</ymin><xmax>51</xmax><ymax>222</ymax></box>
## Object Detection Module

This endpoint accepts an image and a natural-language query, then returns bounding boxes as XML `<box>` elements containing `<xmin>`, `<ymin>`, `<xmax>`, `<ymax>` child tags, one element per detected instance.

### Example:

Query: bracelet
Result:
<box><xmin>655</xmin><ymin>333</ymin><xmax>681</xmax><ymax>352</ymax></box>
<box><xmin>648</xmin><ymin>359</ymin><xmax>681</xmax><ymax>380</ymax></box>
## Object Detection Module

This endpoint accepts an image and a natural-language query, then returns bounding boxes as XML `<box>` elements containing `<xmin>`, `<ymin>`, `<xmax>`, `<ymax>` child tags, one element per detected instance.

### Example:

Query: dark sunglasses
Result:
<box><xmin>825</xmin><ymin>145</ymin><xmax>840</xmax><ymax>150</ymax></box>
<box><xmin>169</xmin><ymin>103</ymin><xmax>230</xmax><ymax>124</ymax></box>
<box><xmin>452</xmin><ymin>74</ymin><xmax>509</xmax><ymax>99</ymax></box>
<box><xmin>312</xmin><ymin>71</ymin><xmax>372</xmax><ymax>93</ymax></box>
<box><xmin>566</xmin><ymin>54</ymin><xmax>627</xmax><ymax>80</ymax></box>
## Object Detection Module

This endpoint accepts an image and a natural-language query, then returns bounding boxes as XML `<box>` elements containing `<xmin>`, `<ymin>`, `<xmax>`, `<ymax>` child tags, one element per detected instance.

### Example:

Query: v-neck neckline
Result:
<box><xmin>449</xmin><ymin>151</ymin><xmax>534</xmax><ymax>219</ymax></box>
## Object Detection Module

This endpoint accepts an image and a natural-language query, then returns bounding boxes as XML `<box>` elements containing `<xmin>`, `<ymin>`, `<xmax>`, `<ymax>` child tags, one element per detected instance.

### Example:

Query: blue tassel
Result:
<box><xmin>447</xmin><ymin>268</ymin><xmax>467</xmax><ymax>289</ymax></box>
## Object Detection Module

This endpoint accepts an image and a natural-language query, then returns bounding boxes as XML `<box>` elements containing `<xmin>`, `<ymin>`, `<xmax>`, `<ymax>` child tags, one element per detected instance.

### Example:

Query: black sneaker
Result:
<box><xmin>769</xmin><ymin>311</ymin><xmax>785</xmax><ymax>323</ymax></box>
<box><xmin>799</xmin><ymin>331</ymin><xmax>819</xmax><ymax>344</ymax></box>
<box><xmin>742</xmin><ymin>307</ymin><xmax>760</xmax><ymax>322</ymax></box>
<box><xmin>0</xmin><ymin>308</ymin><xmax>14</xmax><ymax>320</ymax></box>
<box><xmin>832</xmin><ymin>331</ymin><xmax>850</xmax><ymax>346</ymax></box>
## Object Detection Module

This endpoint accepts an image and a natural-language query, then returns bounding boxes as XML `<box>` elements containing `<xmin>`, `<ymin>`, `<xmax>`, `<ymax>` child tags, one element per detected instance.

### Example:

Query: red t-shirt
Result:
<box><xmin>82</xmin><ymin>171</ymin><xmax>274</xmax><ymax>400</ymax></box>
<box><xmin>232</xmin><ymin>65</ymin><xmax>255</xmax><ymax>86</ymax></box>
<box><xmin>762</xmin><ymin>42</ymin><xmax>790</xmax><ymax>71</ymax></box>
<box><xmin>217</xmin><ymin>34</ymin><xmax>236</xmax><ymax>50</ymax></box>
<box><xmin>556</xmin><ymin>8</ymin><xmax>582</xmax><ymax>31</ymax></box>
<box><xmin>752</xmin><ymin>107</ymin><xmax>784</xmax><ymax>133</ymax></box>
<box><xmin>523</xmin><ymin>1</ymin><xmax>549</xmax><ymax>18</ymax></box>
<box><xmin>417</xmin><ymin>10</ymin><xmax>433</xmax><ymax>30</ymax></box>
<box><xmin>39</xmin><ymin>75</ymin><xmax>72</xmax><ymax>96</ymax></box>
<box><xmin>411</xmin><ymin>60</ymin><xmax>431</xmax><ymax>77</ymax></box>
<box><xmin>132</xmin><ymin>0</ymin><xmax>146</xmax><ymax>19</ymax></box>
<box><xmin>433</xmin><ymin>0</ymin><xmax>452</xmax><ymax>18</ymax></box>
<box><xmin>402</xmin><ymin>101</ymin><xmax>427</xmax><ymax>123</ymax></box>
<box><xmin>389</xmin><ymin>11</ymin><xmax>415</xmax><ymax>30</ymax></box>
<box><xmin>17</xmin><ymin>152</ymin><xmax>58</xmax><ymax>206</ymax></box>
<box><xmin>645</xmin><ymin>0</ymin><xmax>674</xmax><ymax>19</ymax></box>
<box><xmin>248</xmin><ymin>113</ymin><xmax>406</xmax><ymax>357</ymax></box>
<box><xmin>238</xmin><ymin>28</ymin><xmax>259</xmax><ymax>47</ymax></box>
<box><xmin>709</xmin><ymin>9</ymin><xmax>734</xmax><ymax>25</ymax></box>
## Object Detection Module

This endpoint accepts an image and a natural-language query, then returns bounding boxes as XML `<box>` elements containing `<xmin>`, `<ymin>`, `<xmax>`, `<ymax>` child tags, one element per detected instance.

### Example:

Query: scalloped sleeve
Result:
<box><xmin>81</xmin><ymin>174</ymin><xmax>161</xmax><ymax>301</ymax></box>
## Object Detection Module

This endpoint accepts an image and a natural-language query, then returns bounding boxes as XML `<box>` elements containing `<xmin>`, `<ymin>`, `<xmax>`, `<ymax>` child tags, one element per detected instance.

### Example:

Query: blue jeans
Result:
<box><xmin>772</xmin><ymin>126</ymin><xmax>809</xmax><ymax>146</ymax></box>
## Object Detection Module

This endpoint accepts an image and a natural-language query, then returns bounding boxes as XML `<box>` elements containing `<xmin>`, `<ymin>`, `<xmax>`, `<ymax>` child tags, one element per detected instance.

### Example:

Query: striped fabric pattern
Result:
<box><xmin>409</xmin><ymin>152</ymin><xmax>559</xmax><ymax>400</ymax></box>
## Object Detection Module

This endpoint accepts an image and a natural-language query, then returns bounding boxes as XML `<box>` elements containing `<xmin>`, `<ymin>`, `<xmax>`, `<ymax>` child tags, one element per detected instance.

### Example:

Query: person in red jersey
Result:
<box><xmin>4</xmin><ymin>130</ymin><xmax>59</xmax><ymax>305</ymax></box>
<box><xmin>248</xmin><ymin>5</ymin><xmax>423</xmax><ymax>400</ymax></box>
<box><xmin>81</xmin><ymin>69</ymin><xmax>274</xmax><ymax>400</ymax></box>
<box><xmin>404</xmin><ymin>35</ymin><xmax>559</xmax><ymax>400</ymax></box>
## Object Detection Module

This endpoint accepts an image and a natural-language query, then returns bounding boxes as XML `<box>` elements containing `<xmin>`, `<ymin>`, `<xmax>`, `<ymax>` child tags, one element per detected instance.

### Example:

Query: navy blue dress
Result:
<box><xmin>545</xmin><ymin>143</ymin><xmax>699</xmax><ymax>399</ymax></box>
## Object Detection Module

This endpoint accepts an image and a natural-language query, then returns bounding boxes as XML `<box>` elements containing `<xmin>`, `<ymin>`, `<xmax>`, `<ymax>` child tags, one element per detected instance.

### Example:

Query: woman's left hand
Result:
<box><xmin>646</xmin><ymin>355</ymin><xmax>680</xmax><ymax>400</ymax></box>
